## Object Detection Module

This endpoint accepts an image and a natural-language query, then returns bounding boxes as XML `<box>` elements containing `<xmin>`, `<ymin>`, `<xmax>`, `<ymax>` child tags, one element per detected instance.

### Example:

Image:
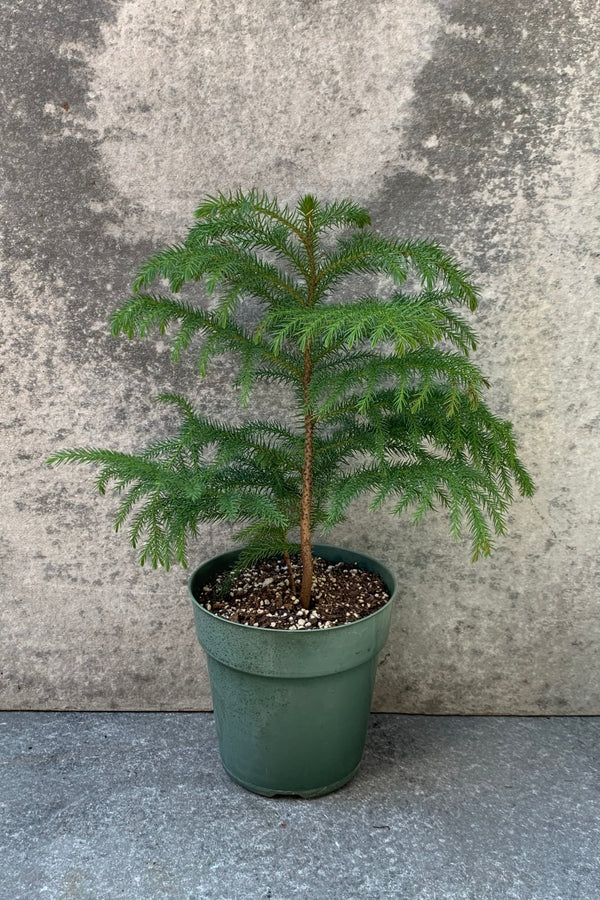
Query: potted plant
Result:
<box><xmin>48</xmin><ymin>190</ymin><xmax>534</xmax><ymax>797</ymax></box>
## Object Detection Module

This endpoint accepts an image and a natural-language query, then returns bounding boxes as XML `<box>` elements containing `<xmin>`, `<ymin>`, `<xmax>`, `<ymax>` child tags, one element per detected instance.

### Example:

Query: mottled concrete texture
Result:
<box><xmin>2</xmin><ymin>713</ymin><xmax>600</xmax><ymax>899</ymax></box>
<box><xmin>1</xmin><ymin>1</ymin><xmax>599</xmax><ymax>711</ymax></box>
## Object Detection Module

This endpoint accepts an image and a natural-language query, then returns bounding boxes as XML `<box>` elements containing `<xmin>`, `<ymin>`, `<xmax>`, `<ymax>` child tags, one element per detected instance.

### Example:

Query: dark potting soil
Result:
<box><xmin>198</xmin><ymin>555</ymin><xmax>391</xmax><ymax>630</ymax></box>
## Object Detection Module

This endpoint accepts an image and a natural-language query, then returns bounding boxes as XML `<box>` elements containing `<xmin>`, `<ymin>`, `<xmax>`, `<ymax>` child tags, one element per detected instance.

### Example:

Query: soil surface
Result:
<box><xmin>198</xmin><ymin>555</ymin><xmax>391</xmax><ymax>629</ymax></box>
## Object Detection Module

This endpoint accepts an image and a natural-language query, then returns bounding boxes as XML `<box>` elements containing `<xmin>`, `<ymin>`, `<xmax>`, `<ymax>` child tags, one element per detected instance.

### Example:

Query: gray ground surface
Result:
<box><xmin>1</xmin><ymin>713</ymin><xmax>599</xmax><ymax>899</ymax></box>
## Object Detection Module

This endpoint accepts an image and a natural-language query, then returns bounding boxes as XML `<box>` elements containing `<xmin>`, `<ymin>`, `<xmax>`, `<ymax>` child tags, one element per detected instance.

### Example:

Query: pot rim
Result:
<box><xmin>188</xmin><ymin>543</ymin><xmax>397</xmax><ymax>635</ymax></box>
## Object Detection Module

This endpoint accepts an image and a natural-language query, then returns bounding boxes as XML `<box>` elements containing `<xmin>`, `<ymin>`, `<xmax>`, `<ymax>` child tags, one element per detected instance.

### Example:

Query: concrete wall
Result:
<box><xmin>2</xmin><ymin>0</ymin><xmax>598</xmax><ymax>712</ymax></box>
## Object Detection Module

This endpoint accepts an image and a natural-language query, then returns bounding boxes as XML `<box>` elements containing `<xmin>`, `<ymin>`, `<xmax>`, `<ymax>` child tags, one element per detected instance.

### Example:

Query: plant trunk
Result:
<box><xmin>299</xmin><ymin>345</ymin><xmax>314</xmax><ymax>609</ymax></box>
<box><xmin>299</xmin><ymin>209</ymin><xmax>316</xmax><ymax>610</ymax></box>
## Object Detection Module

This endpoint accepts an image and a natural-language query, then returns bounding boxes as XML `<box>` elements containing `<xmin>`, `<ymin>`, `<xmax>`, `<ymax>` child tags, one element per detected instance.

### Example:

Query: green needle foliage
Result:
<box><xmin>48</xmin><ymin>189</ymin><xmax>534</xmax><ymax>608</ymax></box>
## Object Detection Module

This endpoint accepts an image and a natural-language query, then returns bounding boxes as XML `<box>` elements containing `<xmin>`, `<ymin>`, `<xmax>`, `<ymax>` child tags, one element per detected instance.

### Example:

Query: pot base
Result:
<box><xmin>222</xmin><ymin>760</ymin><xmax>362</xmax><ymax>798</ymax></box>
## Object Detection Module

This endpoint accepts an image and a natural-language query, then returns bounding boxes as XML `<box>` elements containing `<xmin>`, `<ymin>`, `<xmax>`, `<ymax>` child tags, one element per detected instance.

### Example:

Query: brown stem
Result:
<box><xmin>299</xmin><ymin>208</ymin><xmax>317</xmax><ymax>609</ymax></box>
<box><xmin>299</xmin><ymin>339</ymin><xmax>315</xmax><ymax>608</ymax></box>
<box><xmin>284</xmin><ymin>550</ymin><xmax>297</xmax><ymax>597</ymax></box>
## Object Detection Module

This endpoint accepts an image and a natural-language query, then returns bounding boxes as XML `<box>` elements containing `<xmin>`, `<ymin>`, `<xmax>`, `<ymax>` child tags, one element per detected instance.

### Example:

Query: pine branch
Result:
<box><xmin>187</xmin><ymin>205</ymin><xmax>310</xmax><ymax>278</ymax></box>
<box><xmin>264</xmin><ymin>294</ymin><xmax>477</xmax><ymax>356</ymax></box>
<box><xmin>315</xmin><ymin>232</ymin><xmax>410</xmax><ymax>297</ymax></box>
<box><xmin>310</xmin><ymin>198</ymin><xmax>371</xmax><ymax>232</ymax></box>
<box><xmin>110</xmin><ymin>293</ymin><xmax>303</xmax><ymax>379</ymax></box>
<box><xmin>396</xmin><ymin>239</ymin><xmax>479</xmax><ymax>310</ymax></box>
<box><xmin>310</xmin><ymin>348</ymin><xmax>488</xmax><ymax>417</ymax></box>
<box><xmin>314</xmin><ymin>233</ymin><xmax>479</xmax><ymax>309</ymax></box>
<box><xmin>194</xmin><ymin>189</ymin><xmax>306</xmax><ymax>239</ymax></box>
<box><xmin>322</xmin><ymin>455</ymin><xmax>506</xmax><ymax>561</ymax></box>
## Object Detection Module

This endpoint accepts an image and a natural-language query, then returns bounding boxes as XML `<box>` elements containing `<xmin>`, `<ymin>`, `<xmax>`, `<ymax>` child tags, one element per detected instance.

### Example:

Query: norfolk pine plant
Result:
<box><xmin>49</xmin><ymin>190</ymin><xmax>534</xmax><ymax>611</ymax></box>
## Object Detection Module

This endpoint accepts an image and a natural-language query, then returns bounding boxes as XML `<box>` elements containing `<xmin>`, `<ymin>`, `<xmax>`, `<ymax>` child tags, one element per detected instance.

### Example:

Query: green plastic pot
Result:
<box><xmin>188</xmin><ymin>544</ymin><xmax>396</xmax><ymax>798</ymax></box>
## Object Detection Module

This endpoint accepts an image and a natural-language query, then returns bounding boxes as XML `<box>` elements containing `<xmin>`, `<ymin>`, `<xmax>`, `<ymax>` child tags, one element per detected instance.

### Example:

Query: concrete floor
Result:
<box><xmin>1</xmin><ymin>714</ymin><xmax>599</xmax><ymax>899</ymax></box>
